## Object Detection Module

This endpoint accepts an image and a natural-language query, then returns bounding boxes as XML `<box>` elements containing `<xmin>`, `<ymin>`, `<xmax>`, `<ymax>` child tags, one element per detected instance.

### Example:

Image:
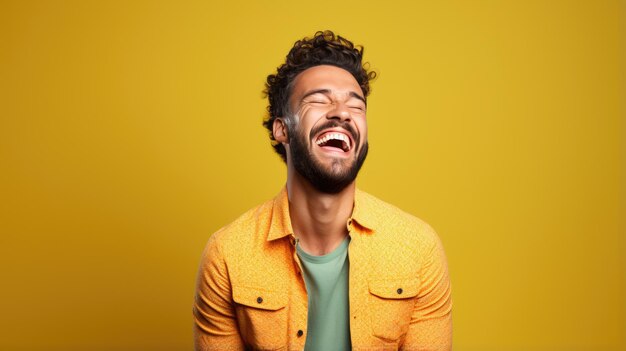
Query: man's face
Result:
<box><xmin>285</xmin><ymin>65</ymin><xmax>369</xmax><ymax>194</ymax></box>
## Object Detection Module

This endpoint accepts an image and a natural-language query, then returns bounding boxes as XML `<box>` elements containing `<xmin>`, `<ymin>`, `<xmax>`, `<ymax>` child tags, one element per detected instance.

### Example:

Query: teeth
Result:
<box><xmin>315</xmin><ymin>132</ymin><xmax>351</xmax><ymax>149</ymax></box>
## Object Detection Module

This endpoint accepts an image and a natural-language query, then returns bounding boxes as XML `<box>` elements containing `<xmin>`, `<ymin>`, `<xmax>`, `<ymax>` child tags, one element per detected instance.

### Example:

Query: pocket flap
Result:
<box><xmin>368</xmin><ymin>277</ymin><xmax>420</xmax><ymax>299</ymax></box>
<box><xmin>232</xmin><ymin>285</ymin><xmax>287</xmax><ymax>311</ymax></box>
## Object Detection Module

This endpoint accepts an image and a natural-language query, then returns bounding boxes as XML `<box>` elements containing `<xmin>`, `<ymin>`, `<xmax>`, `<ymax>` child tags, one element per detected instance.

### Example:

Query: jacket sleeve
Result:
<box><xmin>403</xmin><ymin>231</ymin><xmax>453</xmax><ymax>350</ymax></box>
<box><xmin>193</xmin><ymin>235</ymin><xmax>245</xmax><ymax>351</ymax></box>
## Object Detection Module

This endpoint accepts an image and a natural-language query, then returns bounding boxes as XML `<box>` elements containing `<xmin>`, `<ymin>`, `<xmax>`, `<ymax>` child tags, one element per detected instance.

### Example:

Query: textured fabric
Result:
<box><xmin>297</xmin><ymin>237</ymin><xmax>351</xmax><ymax>351</ymax></box>
<box><xmin>193</xmin><ymin>187</ymin><xmax>452</xmax><ymax>350</ymax></box>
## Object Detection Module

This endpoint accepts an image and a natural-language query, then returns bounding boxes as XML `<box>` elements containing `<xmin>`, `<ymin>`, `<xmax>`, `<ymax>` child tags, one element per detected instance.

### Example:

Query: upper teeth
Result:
<box><xmin>316</xmin><ymin>132</ymin><xmax>351</xmax><ymax>149</ymax></box>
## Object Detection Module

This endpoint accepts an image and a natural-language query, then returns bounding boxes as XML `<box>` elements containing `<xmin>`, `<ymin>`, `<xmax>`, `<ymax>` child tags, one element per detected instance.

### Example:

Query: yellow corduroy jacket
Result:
<box><xmin>193</xmin><ymin>187</ymin><xmax>452</xmax><ymax>350</ymax></box>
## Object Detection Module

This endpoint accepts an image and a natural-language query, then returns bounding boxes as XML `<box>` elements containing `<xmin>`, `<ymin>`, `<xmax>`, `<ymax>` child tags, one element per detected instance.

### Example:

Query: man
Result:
<box><xmin>194</xmin><ymin>30</ymin><xmax>452</xmax><ymax>350</ymax></box>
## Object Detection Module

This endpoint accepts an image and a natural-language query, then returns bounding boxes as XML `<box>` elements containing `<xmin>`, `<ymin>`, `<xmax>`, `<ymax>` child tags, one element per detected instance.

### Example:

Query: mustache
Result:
<box><xmin>309</xmin><ymin>120</ymin><xmax>359</xmax><ymax>145</ymax></box>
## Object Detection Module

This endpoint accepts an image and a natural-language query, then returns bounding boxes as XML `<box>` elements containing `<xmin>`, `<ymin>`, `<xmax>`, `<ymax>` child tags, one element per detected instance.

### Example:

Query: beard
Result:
<box><xmin>288</xmin><ymin>120</ymin><xmax>369</xmax><ymax>194</ymax></box>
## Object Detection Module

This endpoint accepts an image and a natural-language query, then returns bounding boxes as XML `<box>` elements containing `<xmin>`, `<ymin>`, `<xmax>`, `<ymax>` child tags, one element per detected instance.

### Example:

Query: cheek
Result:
<box><xmin>302</xmin><ymin>114</ymin><xmax>318</xmax><ymax>128</ymax></box>
<box><xmin>301</xmin><ymin>112</ymin><xmax>328</xmax><ymax>136</ymax></box>
<box><xmin>357</xmin><ymin>120</ymin><xmax>368</xmax><ymax>141</ymax></box>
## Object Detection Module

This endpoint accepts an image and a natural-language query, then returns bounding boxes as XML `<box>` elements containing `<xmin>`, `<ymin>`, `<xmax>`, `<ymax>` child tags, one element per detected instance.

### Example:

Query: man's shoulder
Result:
<box><xmin>207</xmin><ymin>196</ymin><xmax>275</xmax><ymax>248</ymax></box>
<box><xmin>202</xmin><ymin>193</ymin><xmax>291</xmax><ymax>288</ymax></box>
<box><xmin>356</xmin><ymin>189</ymin><xmax>438</xmax><ymax>240</ymax></box>
<box><xmin>357</xmin><ymin>189</ymin><xmax>444</xmax><ymax>274</ymax></box>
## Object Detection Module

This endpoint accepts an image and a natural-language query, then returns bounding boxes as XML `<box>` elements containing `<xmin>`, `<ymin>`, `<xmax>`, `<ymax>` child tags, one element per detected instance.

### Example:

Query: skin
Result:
<box><xmin>272</xmin><ymin>65</ymin><xmax>368</xmax><ymax>255</ymax></box>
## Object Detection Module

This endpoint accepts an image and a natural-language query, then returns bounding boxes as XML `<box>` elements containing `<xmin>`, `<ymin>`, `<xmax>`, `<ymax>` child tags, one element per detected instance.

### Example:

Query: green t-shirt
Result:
<box><xmin>296</xmin><ymin>237</ymin><xmax>351</xmax><ymax>351</ymax></box>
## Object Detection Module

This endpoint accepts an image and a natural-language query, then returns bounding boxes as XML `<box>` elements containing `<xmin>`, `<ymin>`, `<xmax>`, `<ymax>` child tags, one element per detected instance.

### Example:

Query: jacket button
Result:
<box><xmin>397</xmin><ymin>288</ymin><xmax>403</xmax><ymax>294</ymax></box>
<box><xmin>256</xmin><ymin>297</ymin><xmax>263</xmax><ymax>303</ymax></box>
<box><xmin>297</xmin><ymin>330</ymin><xmax>304</xmax><ymax>337</ymax></box>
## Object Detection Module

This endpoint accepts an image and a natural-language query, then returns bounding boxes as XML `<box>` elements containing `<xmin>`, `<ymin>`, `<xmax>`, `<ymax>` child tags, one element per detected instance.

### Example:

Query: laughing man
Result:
<box><xmin>193</xmin><ymin>30</ymin><xmax>452</xmax><ymax>351</ymax></box>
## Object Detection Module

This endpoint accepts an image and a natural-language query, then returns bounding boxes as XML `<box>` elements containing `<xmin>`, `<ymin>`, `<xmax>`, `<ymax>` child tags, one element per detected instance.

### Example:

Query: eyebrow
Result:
<box><xmin>301</xmin><ymin>89</ymin><xmax>367</xmax><ymax>105</ymax></box>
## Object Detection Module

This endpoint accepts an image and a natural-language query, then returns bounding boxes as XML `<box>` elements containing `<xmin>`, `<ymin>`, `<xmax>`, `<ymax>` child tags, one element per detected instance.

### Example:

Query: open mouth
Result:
<box><xmin>315</xmin><ymin>132</ymin><xmax>352</xmax><ymax>152</ymax></box>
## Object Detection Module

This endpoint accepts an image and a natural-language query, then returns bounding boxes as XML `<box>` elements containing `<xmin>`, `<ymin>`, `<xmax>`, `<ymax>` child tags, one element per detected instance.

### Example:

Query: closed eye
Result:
<box><xmin>305</xmin><ymin>95</ymin><xmax>331</xmax><ymax>105</ymax></box>
<box><xmin>349</xmin><ymin>105</ymin><xmax>366</xmax><ymax>111</ymax></box>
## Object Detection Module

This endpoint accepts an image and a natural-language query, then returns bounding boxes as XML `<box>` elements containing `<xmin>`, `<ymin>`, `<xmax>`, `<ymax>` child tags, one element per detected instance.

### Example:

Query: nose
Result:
<box><xmin>326</xmin><ymin>102</ymin><xmax>352</xmax><ymax>122</ymax></box>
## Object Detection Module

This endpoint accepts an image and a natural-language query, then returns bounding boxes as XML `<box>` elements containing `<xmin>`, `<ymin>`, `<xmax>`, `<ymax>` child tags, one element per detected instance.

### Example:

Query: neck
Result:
<box><xmin>286</xmin><ymin>170</ymin><xmax>355</xmax><ymax>256</ymax></box>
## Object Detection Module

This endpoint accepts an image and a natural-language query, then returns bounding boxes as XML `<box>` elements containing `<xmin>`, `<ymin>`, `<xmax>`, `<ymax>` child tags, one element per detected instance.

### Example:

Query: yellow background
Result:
<box><xmin>1</xmin><ymin>0</ymin><xmax>624</xmax><ymax>350</ymax></box>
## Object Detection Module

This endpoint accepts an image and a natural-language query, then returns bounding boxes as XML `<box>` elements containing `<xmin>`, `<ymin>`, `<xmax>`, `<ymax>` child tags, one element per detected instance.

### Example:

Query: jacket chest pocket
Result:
<box><xmin>232</xmin><ymin>285</ymin><xmax>288</xmax><ymax>350</ymax></box>
<box><xmin>368</xmin><ymin>277</ymin><xmax>420</xmax><ymax>342</ymax></box>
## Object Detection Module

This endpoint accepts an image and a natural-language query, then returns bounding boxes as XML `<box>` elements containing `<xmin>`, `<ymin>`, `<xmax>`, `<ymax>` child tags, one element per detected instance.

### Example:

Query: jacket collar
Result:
<box><xmin>267</xmin><ymin>187</ymin><xmax>294</xmax><ymax>241</ymax></box>
<box><xmin>266</xmin><ymin>186</ymin><xmax>377</xmax><ymax>241</ymax></box>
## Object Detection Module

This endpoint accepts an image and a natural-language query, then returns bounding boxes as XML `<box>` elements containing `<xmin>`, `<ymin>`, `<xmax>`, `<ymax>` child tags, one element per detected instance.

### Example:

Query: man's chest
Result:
<box><xmin>225</xmin><ymin>237</ymin><xmax>422</xmax><ymax>350</ymax></box>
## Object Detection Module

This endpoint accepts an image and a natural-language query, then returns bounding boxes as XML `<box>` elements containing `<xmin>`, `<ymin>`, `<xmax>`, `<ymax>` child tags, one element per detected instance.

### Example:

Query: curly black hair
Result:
<box><xmin>262</xmin><ymin>30</ymin><xmax>377</xmax><ymax>162</ymax></box>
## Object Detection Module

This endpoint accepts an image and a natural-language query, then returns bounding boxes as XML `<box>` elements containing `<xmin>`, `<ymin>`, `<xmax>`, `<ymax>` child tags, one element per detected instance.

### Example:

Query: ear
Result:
<box><xmin>273</xmin><ymin>118</ymin><xmax>289</xmax><ymax>143</ymax></box>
